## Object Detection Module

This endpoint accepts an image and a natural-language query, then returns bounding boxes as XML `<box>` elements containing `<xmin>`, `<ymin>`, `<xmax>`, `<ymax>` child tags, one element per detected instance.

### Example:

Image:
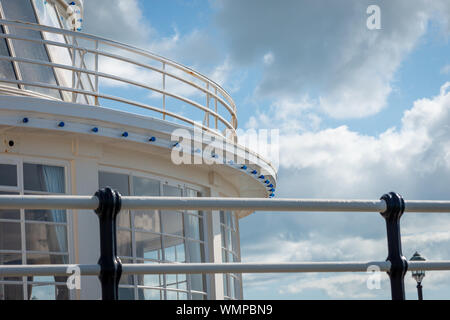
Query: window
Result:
<box><xmin>220</xmin><ymin>211</ymin><xmax>242</xmax><ymax>300</ymax></box>
<box><xmin>0</xmin><ymin>160</ymin><xmax>69</xmax><ymax>300</ymax></box>
<box><xmin>99</xmin><ymin>171</ymin><xmax>208</xmax><ymax>300</ymax></box>
<box><xmin>0</xmin><ymin>0</ymin><xmax>61</xmax><ymax>98</ymax></box>
<box><xmin>0</xmin><ymin>25</ymin><xmax>17</xmax><ymax>88</ymax></box>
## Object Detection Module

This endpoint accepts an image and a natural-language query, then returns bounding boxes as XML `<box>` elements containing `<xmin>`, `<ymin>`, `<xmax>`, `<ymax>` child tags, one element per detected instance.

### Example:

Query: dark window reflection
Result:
<box><xmin>0</xmin><ymin>0</ymin><xmax>61</xmax><ymax>98</ymax></box>
<box><xmin>0</xmin><ymin>26</ymin><xmax>17</xmax><ymax>87</ymax></box>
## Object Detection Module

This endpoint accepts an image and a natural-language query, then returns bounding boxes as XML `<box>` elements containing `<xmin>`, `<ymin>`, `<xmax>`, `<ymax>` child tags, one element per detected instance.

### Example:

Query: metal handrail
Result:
<box><xmin>0</xmin><ymin>19</ymin><xmax>281</xmax><ymax>177</ymax></box>
<box><xmin>2</xmin><ymin>195</ymin><xmax>450</xmax><ymax>212</ymax></box>
<box><xmin>0</xmin><ymin>19</ymin><xmax>237</xmax><ymax>138</ymax></box>
<box><xmin>1</xmin><ymin>260</ymin><xmax>450</xmax><ymax>277</ymax></box>
<box><xmin>1</xmin><ymin>194</ymin><xmax>449</xmax><ymax>300</ymax></box>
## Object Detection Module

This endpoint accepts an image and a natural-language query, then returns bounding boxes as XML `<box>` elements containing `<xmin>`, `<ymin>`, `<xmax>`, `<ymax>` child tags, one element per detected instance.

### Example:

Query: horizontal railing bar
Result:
<box><xmin>401</xmin><ymin>201</ymin><xmax>450</xmax><ymax>213</ymax></box>
<box><xmin>0</xmin><ymin>56</ymin><xmax>234</xmax><ymax>131</ymax></box>
<box><xmin>121</xmin><ymin>261</ymin><xmax>392</xmax><ymax>274</ymax></box>
<box><xmin>0</xmin><ymin>19</ymin><xmax>236</xmax><ymax>112</ymax></box>
<box><xmin>0</xmin><ymin>33</ymin><xmax>237</xmax><ymax>119</ymax></box>
<box><xmin>1</xmin><ymin>261</ymin><xmax>450</xmax><ymax>277</ymax></box>
<box><xmin>121</xmin><ymin>197</ymin><xmax>389</xmax><ymax>212</ymax></box>
<box><xmin>0</xmin><ymin>77</ymin><xmax>235</xmax><ymax>137</ymax></box>
<box><xmin>0</xmin><ymin>264</ymin><xmax>100</xmax><ymax>277</ymax></box>
<box><xmin>1</xmin><ymin>195</ymin><xmax>450</xmax><ymax>213</ymax></box>
<box><xmin>408</xmin><ymin>261</ymin><xmax>450</xmax><ymax>271</ymax></box>
<box><xmin>0</xmin><ymin>195</ymin><xmax>99</xmax><ymax>210</ymax></box>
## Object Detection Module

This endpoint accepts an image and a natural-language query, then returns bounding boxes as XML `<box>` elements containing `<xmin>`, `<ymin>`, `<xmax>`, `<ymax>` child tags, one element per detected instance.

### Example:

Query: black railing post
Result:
<box><xmin>380</xmin><ymin>192</ymin><xmax>408</xmax><ymax>300</ymax></box>
<box><xmin>95</xmin><ymin>187</ymin><xmax>122</xmax><ymax>300</ymax></box>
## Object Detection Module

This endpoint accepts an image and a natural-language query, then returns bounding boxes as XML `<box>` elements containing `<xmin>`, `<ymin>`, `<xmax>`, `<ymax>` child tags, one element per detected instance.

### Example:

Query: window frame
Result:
<box><xmin>0</xmin><ymin>155</ymin><xmax>74</xmax><ymax>300</ymax></box>
<box><xmin>219</xmin><ymin>210</ymin><xmax>242</xmax><ymax>300</ymax></box>
<box><xmin>98</xmin><ymin>166</ymin><xmax>209</xmax><ymax>300</ymax></box>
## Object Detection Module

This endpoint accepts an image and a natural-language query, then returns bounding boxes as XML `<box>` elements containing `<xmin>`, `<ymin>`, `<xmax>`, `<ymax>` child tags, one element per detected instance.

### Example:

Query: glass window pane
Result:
<box><xmin>134</xmin><ymin>210</ymin><xmax>160</xmax><ymax>232</ymax></box>
<box><xmin>178</xmin><ymin>291</ymin><xmax>188</xmax><ymax>300</ymax></box>
<box><xmin>220</xmin><ymin>211</ymin><xmax>225</xmax><ymax>225</ymax></box>
<box><xmin>0</xmin><ymin>164</ymin><xmax>17</xmax><ymax>186</ymax></box>
<box><xmin>117</xmin><ymin>210</ymin><xmax>130</xmax><ymax>228</ymax></box>
<box><xmin>25</xmin><ymin>209</ymin><xmax>66</xmax><ymax>223</ymax></box>
<box><xmin>231</xmin><ymin>230</ymin><xmax>238</xmax><ymax>253</ymax></box>
<box><xmin>222</xmin><ymin>249</ymin><xmax>227</xmax><ymax>263</ymax></box>
<box><xmin>117</xmin><ymin>230</ymin><xmax>132</xmax><ymax>257</ymax></box>
<box><xmin>0</xmin><ymin>26</ymin><xmax>18</xmax><ymax>88</ymax></box>
<box><xmin>138</xmin><ymin>288</ymin><xmax>161</xmax><ymax>300</ymax></box>
<box><xmin>166</xmin><ymin>290</ymin><xmax>177</xmax><ymax>300</ymax></box>
<box><xmin>0</xmin><ymin>192</ymin><xmax>19</xmax><ymax>220</ymax></box>
<box><xmin>0</xmin><ymin>221</ymin><xmax>21</xmax><ymax>250</ymax></box>
<box><xmin>226</xmin><ymin>211</ymin><xmax>233</xmax><ymax>230</ymax></box>
<box><xmin>187</xmin><ymin>241</ymin><xmax>204</xmax><ymax>263</ymax></box>
<box><xmin>166</xmin><ymin>274</ymin><xmax>177</xmax><ymax>286</ymax></box>
<box><xmin>135</xmin><ymin>232</ymin><xmax>162</xmax><ymax>260</ymax></box>
<box><xmin>229</xmin><ymin>275</ymin><xmax>235</xmax><ymax>299</ymax></box>
<box><xmin>226</xmin><ymin>228</ymin><xmax>233</xmax><ymax>251</ymax></box>
<box><xmin>25</xmin><ymin>223</ymin><xmax>68</xmax><ymax>253</ymax></box>
<box><xmin>223</xmin><ymin>274</ymin><xmax>229</xmax><ymax>297</ymax></box>
<box><xmin>185</xmin><ymin>214</ymin><xmax>201</xmax><ymax>240</ymax></box>
<box><xmin>191</xmin><ymin>292</ymin><xmax>206</xmax><ymax>300</ymax></box>
<box><xmin>162</xmin><ymin>184</ymin><xmax>182</xmax><ymax>197</ymax></box>
<box><xmin>0</xmin><ymin>252</ymin><xmax>21</xmax><ymax>265</ymax></box>
<box><xmin>221</xmin><ymin>225</ymin><xmax>226</xmax><ymax>249</ymax></box>
<box><xmin>136</xmin><ymin>261</ymin><xmax>162</xmax><ymax>287</ymax></box>
<box><xmin>26</xmin><ymin>253</ymin><xmax>67</xmax><ymax>265</ymax></box>
<box><xmin>133</xmin><ymin>176</ymin><xmax>160</xmax><ymax>196</ymax></box>
<box><xmin>0</xmin><ymin>253</ymin><xmax>22</xmax><ymax>282</ymax></box>
<box><xmin>32</xmin><ymin>0</ymin><xmax>74</xmax><ymax>91</ymax></box>
<box><xmin>186</xmin><ymin>189</ymin><xmax>200</xmax><ymax>197</ymax></box>
<box><xmin>163</xmin><ymin>236</ymin><xmax>185</xmax><ymax>262</ymax></box>
<box><xmin>118</xmin><ymin>287</ymin><xmax>135</xmax><ymax>300</ymax></box>
<box><xmin>1</xmin><ymin>0</ymin><xmax>61</xmax><ymax>98</ymax></box>
<box><xmin>98</xmin><ymin>171</ymin><xmax>129</xmax><ymax>196</ymax></box>
<box><xmin>0</xmin><ymin>284</ymin><xmax>23</xmax><ymax>300</ymax></box>
<box><xmin>119</xmin><ymin>258</ymin><xmax>134</xmax><ymax>285</ymax></box>
<box><xmin>234</xmin><ymin>277</ymin><xmax>241</xmax><ymax>299</ymax></box>
<box><xmin>186</xmin><ymin>189</ymin><xmax>201</xmax><ymax>215</ymax></box>
<box><xmin>190</xmin><ymin>274</ymin><xmax>206</xmax><ymax>293</ymax></box>
<box><xmin>23</xmin><ymin>163</ymin><xmax>65</xmax><ymax>193</ymax></box>
<box><xmin>161</xmin><ymin>211</ymin><xmax>183</xmax><ymax>236</ymax></box>
<box><xmin>29</xmin><ymin>284</ymin><xmax>68</xmax><ymax>300</ymax></box>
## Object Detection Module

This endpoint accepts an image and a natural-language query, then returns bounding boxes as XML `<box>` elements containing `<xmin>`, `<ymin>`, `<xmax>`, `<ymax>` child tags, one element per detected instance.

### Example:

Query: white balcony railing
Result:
<box><xmin>0</xmin><ymin>19</ymin><xmax>237</xmax><ymax>140</ymax></box>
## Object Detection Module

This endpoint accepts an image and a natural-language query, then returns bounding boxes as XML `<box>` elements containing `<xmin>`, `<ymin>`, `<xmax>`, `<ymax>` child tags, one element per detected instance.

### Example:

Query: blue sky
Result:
<box><xmin>83</xmin><ymin>0</ymin><xmax>450</xmax><ymax>299</ymax></box>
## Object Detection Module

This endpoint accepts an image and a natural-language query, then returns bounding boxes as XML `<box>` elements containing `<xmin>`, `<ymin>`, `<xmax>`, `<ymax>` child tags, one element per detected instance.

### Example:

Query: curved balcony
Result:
<box><xmin>0</xmin><ymin>19</ymin><xmax>237</xmax><ymax>140</ymax></box>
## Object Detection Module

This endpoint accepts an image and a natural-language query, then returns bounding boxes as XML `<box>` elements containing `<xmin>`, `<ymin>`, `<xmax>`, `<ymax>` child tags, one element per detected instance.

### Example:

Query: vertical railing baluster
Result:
<box><xmin>95</xmin><ymin>40</ymin><xmax>99</xmax><ymax>106</ymax></box>
<box><xmin>206</xmin><ymin>83</ymin><xmax>210</xmax><ymax>128</ymax></box>
<box><xmin>380</xmin><ymin>192</ymin><xmax>408</xmax><ymax>300</ymax></box>
<box><xmin>72</xmin><ymin>36</ymin><xmax>76</xmax><ymax>103</ymax></box>
<box><xmin>162</xmin><ymin>62</ymin><xmax>166</xmax><ymax>120</ymax></box>
<box><xmin>94</xmin><ymin>187</ymin><xmax>122</xmax><ymax>300</ymax></box>
<box><xmin>215</xmin><ymin>87</ymin><xmax>218</xmax><ymax>130</ymax></box>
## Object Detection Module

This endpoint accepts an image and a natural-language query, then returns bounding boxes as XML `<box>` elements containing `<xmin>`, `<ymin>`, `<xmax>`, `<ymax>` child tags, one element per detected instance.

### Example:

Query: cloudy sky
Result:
<box><xmin>82</xmin><ymin>0</ymin><xmax>450</xmax><ymax>299</ymax></box>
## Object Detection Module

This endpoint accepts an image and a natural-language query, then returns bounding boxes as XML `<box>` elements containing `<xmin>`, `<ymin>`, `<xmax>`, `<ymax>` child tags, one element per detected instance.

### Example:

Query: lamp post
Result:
<box><xmin>410</xmin><ymin>252</ymin><xmax>426</xmax><ymax>300</ymax></box>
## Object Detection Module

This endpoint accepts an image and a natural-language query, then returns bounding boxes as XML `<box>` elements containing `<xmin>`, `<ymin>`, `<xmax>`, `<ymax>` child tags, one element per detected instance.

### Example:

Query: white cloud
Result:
<box><xmin>215</xmin><ymin>0</ymin><xmax>450</xmax><ymax>119</ymax></box>
<box><xmin>84</xmin><ymin>0</ymin><xmax>153</xmax><ymax>47</ymax></box>
<box><xmin>241</xmin><ymin>83</ymin><xmax>450</xmax><ymax>298</ymax></box>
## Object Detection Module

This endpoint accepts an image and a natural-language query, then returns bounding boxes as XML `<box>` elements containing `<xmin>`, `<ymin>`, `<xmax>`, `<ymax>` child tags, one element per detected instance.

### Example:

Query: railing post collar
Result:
<box><xmin>94</xmin><ymin>187</ymin><xmax>122</xmax><ymax>300</ymax></box>
<box><xmin>380</xmin><ymin>192</ymin><xmax>408</xmax><ymax>300</ymax></box>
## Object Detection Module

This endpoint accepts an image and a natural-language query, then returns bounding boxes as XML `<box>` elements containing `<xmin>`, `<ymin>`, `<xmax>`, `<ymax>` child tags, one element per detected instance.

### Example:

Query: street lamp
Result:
<box><xmin>410</xmin><ymin>252</ymin><xmax>426</xmax><ymax>300</ymax></box>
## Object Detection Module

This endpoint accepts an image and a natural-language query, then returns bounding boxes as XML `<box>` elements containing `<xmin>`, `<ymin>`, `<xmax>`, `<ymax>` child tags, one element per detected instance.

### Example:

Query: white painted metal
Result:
<box><xmin>0</xmin><ymin>195</ymin><xmax>450</xmax><ymax>213</ymax></box>
<box><xmin>0</xmin><ymin>19</ymin><xmax>237</xmax><ymax>138</ymax></box>
<box><xmin>1</xmin><ymin>260</ymin><xmax>450</xmax><ymax>277</ymax></box>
